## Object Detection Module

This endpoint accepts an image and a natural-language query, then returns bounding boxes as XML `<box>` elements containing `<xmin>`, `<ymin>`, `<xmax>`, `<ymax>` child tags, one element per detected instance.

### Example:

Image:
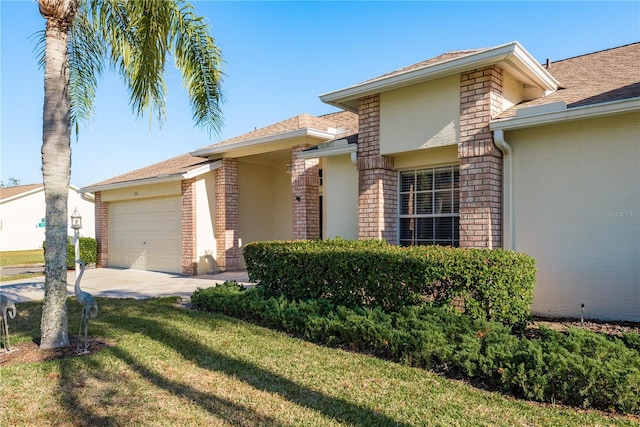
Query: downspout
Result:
<box><xmin>493</xmin><ymin>129</ymin><xmax>514</xmax><ymax>250</ymax></box>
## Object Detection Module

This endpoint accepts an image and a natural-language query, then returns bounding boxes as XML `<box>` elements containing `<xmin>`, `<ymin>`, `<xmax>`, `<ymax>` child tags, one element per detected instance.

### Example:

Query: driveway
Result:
<box><xmin>0</xmin><ymin>267</ymin><xmax>251</xmax><ymax>303</ymax></box>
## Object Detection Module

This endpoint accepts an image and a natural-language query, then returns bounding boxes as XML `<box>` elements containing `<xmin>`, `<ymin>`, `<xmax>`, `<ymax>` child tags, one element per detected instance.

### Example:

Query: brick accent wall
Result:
<box><xmin>458</xmin><ymin>66</ymin><xmax>504</xmax><ymax>248</ymax></box>
<box><xmin>291</xmin><ymin>145</ymin><xmax>320</xmax><ymax>240</ymax></box>
<box><xmin>215</xmin><ymin>158</ymin><xmax>240</xmax><ymax>270</ymax></box>
<box><xmin>357</xmin><ymin>95</ymin><xmax>397</xmax><ymax>243</ymax></box>
<box><xmin>94</xmin><ymin>191</ymin><xmax>108</xmax><ymax>268</ymax></box>
<box><xmin>181</xmin><ymin>178</ymin><xmax>197</xmax><ymax>276</ymax></box>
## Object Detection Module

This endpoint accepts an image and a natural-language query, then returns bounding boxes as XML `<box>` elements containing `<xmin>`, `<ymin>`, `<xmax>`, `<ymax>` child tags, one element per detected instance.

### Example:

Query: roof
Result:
<box><xmin>320</xmin><ymin>42</ymin><xmax>559</xmax><ymax>111</ymax></box>
<box><xmin>0</xmin><ymin>183</ymin><xmax>43</xmax><ymax>201</ymax></box>
<box><xmin>498</xmin><ymin>42</ymin><xmax>640</xmax><ymax>119</ymax></box>
<box><xmin>192</xmin><ymin>111</ymin><xmax>358</xmax><ymax>156</ymax></box>
<box><xmin>83</xmin><ymin>154</ymin><xmax>216</xmax><ymax>191</ymax></box>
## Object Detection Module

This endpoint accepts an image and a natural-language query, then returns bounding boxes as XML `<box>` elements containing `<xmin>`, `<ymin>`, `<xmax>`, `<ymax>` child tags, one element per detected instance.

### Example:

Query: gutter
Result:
<box><xmin>493</xmin><ymin>129</ymin><xmax>514</xmax><ymax>250</ymax></box>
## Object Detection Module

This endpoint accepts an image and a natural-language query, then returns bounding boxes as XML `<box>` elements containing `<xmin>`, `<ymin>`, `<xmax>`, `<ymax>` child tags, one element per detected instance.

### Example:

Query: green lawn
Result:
<box><xmin>0</xmin><ymin>298</ymin><xmax>635</xmax><ymax>426</ymax></box>
<box><xmin>0</xmin><ymin>249</ymin><xmax>44</xmax><ymax>267</ymax></box>
<box><xmin>0</xmin><ymin>249</ymin><xmax>45</xmax><ymax>281</ymax></box>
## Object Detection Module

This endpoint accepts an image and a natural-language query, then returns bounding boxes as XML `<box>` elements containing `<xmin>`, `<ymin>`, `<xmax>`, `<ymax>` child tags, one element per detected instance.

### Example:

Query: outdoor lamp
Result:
<box><xmin>71</xmin><ymin>208</ymin><xmax>82</xmax><ymax>231</ymax></box>
<box><xmin>70</xmin><ymin>208</ymin><xmax>82</xmax><ymax>278</ymax></box>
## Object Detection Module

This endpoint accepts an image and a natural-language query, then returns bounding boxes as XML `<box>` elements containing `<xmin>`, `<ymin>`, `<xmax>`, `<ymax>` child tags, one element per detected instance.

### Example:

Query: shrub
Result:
<box><xmin>243</xmin><ymin>239</ymin><xmax>536</xmax><ymax>327</ymax></box>
<box><xmin>191</xmin><ymin>284</ymin><xmax>640</xmax><ymax>415</ymax></box>
<box><xmin>43</xmin><ymin>237</ymin><xmax>98</xmax><ymax>269</ymax></box>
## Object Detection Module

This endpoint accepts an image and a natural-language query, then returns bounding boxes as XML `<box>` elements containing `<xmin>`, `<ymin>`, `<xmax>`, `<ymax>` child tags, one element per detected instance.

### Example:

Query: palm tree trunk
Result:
<box><xmin>39</xmin><ymin>0</ymin><xmax>77</xmax><ymax>349</ymax></box>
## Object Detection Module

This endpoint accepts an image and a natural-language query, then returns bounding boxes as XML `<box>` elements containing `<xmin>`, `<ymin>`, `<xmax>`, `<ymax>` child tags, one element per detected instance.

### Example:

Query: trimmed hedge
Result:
<box><xmin>43</xmin><ymin>237</ymin><xmax>98</xmax><ymax>269</ymax></box>
<box><xmin>243</xmin><ymin>239</ymin><xmax>536</xmax><ymax>327</ymax></box>
<box><xmin>192</xmin><ymin>283</ymin><xmax>640</xmax><ymax>414</ymax></box>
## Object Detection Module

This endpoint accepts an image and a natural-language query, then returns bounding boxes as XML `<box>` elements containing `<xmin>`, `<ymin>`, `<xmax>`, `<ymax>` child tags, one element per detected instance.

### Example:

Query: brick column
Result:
<box><xmin>94</xmin><ymin>191</ymin><xmax>108</xmax><ymax>268</ymax></box>
<box><xmin>215</xmin><ymin>158</ymin><xmax>240</xmax><ymax>270</ymax></box>
<box><xmin>181</xmin><ymin>178</ymin><xmax>197</xmax><ymax>275</ymax></box>
<box><xmin>291</xmin><ymin>145</ymin><xmax>320</xmax><ymax>240</ymax></box>
<box><xmin>458</xmin><ymin>66</ymin><xmax>504</xmax><ymax>249</ymax></box>
<box><xmin>357</xmin><ymin>95</ymin><xmax>397</xmax><ymax>243</ymax></box>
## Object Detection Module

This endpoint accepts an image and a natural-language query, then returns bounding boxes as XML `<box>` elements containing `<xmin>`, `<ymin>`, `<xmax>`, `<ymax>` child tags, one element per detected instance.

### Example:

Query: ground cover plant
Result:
<box><xmin>192</xmin><ymin>284</ymin><xmax>640</xmax><ymax>415</ymax></box>
<box><xmin>2</xmin><ymin>298</ymin><xmax>637</xmax><ymax>426</ymax></box>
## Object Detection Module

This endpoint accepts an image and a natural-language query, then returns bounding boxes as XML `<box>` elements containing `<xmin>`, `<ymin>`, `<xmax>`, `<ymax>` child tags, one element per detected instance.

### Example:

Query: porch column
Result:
<box><xmin>94</xmin><ymin>191</ymin><xmax>108</xmax><ymax>268</ymax></box>
<box><xmin>357</xmin><ymin>95</ymin><xmax>397</xmax><ymax>243</ymax></box>
<box><xmin>181</xmin><ymin>178</ymin><xmax>197</xmax><ymax>275</ymax></box>
<box><xmin>215</xmin><ymin>158</ymin><xmax>240</xmax><ymax>270</ymax></box>
<box><xmin>458</xmin><ymin>66</ymin><xmax>504</xmax><ymax>249</ymax></box>
<box><xmin>291</xmin><ymin>145</ymin><xmax>320</xmax><ymax>240</ymax></box>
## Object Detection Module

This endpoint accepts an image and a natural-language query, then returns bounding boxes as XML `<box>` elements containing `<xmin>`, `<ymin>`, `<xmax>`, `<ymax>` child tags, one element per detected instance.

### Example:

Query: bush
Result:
<box><xmin>192</xmin><ymin>284</ymin><xmax>640</xmax><ymax>414</ymax></box>
<box><xmin>243</xmin><ymin>239</ymin><xmax>536</xmax><ymax>327</ymax></box>
<box><xmin>43</xmin><ymin>237</ymin><xmax>98</xmax><ymax>268</ymax></box>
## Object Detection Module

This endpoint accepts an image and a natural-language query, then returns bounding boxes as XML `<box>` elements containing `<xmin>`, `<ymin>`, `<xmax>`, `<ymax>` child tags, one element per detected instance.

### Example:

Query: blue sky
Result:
<box><xmin>1</xmin><ymin>1</ymin><xmax>639</xmax><ymax>187</ymax></box>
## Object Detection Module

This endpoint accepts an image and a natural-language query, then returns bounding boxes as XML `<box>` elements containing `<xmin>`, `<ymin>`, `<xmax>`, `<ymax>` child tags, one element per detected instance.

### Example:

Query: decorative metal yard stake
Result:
<box><xmin>0</xmin><ymin>294</ymin><xmax>17</xmax><ymax>352</ymax></box>
<box><xmin>74</xmin><ymin>260</ymin><xmax>98</xmax><ymax>353</ymax></box>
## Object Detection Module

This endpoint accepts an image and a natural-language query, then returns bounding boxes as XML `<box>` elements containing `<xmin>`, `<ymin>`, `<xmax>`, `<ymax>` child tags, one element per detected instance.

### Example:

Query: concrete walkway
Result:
<box><xmin>0</xmin><ymin>267</ymin><xmax>252</xmax><ymax>303</ymax></box>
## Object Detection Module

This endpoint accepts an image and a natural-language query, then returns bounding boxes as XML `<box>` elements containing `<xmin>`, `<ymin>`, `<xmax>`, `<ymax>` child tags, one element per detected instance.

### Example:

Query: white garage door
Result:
<box><xmin>109</xmin><ymin>197</ymin><xmax>182</xmax><ymax>273</ymax></box>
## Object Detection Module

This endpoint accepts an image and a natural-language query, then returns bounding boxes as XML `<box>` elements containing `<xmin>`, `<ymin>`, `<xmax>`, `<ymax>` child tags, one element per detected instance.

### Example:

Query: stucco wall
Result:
<box><xmin>323</xmin><ymin>154</ymin><xmax>358</xmax><ymax>239</ymax></box>
<box><xmin>98</xmin><ymin>181</ymin><xmax>181</xmax><ymax>202</ymax></box>
<box><xmin>0</xmin><ymin>187</ymin><xmax>95</xmax><ymax>251</ymax></box>
<box><xmin>509</xmin><ymin>112</ymin><xmax>640</xmax><ymax>321</ymax></box>
<box><xmin>380</xmin><ymin>75</ymin><xmax>459</xmax><ymax>155</ymax></box>
<box><xmin>237</xmin><ymin>158</ymin><xmax>292</xmax><ymax>268</ymax></box>
<box><xmin>195</xmin><ymin>173</ymin><xmax>217</xmax><ymax>274</ymax></box>
<box><xmin>393</xmin><ymin>145</ymin><xmax>459</xmax><ymax>171</ymax></box>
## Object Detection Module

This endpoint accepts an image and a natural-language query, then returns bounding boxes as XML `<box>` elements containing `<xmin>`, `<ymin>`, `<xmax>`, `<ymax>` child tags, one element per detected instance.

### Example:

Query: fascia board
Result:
<box><xmin>81</xmin><ymin>174</ymin><xmax>184</xmax><ymax>193</ymax></box>
<box><xmin>320</xmin><ymin>42</ymin><xmax>559</xmax><ymax>111</ymax></box>
<box><xmin>0</xmin><ymin>187</ymin><xmax>43</xmax><ymax>204</ymax></box>
<box><xmin>296</xmin><ymin>142</ymin><xmax>356</xmax><ymax>159</ymax></box>
<box><xmin>489</xmin><ymin>97</ymin><xmax>640</xmax><ymax>131</ymax></box>
<box><xmin>81</xmin><ymin>161</ymin><xmax>224</xmax><ymax>193</ymax></box>
<box><xmin>191</xmin><ymin>128</ymin><xmax>336</xmax><ymax>157</ymax></box>
<box><xmin>183</xmin><ymin>160</ymin><xmax>223</xmax><ymax>179</ymax></box>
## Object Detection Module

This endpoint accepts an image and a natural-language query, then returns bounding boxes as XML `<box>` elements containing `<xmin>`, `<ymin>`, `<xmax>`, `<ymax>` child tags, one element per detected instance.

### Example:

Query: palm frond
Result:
<box><xmin>68</xmin><ymin>2</ymin><xmax>106</xmax><ymax>134</ymax></box>
<box><xmin>91</xmin><ymin>0</ymin><xmax>223</xmax><ymax>134</ymax></box>
<box><xmin>170</xmin><ymin>0</ymin><xmax>225</xmax><ymax>136</ymax></box>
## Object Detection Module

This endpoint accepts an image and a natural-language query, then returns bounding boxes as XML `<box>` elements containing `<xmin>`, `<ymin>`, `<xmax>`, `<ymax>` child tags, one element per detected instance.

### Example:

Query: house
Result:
<box><xmin>83</xmin><ymin>41</ymin><xmax>639</xmax><ymax>321</ymax></box>
<box><xmin>0</xmin><ymin>184</ymin><xmax>95</xmax><ymax>251</ymax></box>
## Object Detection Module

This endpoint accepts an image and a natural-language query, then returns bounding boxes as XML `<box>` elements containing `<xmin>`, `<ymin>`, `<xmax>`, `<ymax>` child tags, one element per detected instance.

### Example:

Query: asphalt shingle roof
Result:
<box><xmin>85</xmin><ymin>154</ymin><xmax>214</xmax><ymax>189</ymax></box>
<box><xmin>498</xmin><ymin>42</ymin><xmax>640</xmax><ymax>118</ymax></box>
<box><xmin>0</xmin><ymin>184</ymin><xmax>43</xmax><ymax>201</ymax></box>
<box><xmin>198</xmin><ymin>111</ymin><xmax>358</xmax><ymax>149</ymax></box>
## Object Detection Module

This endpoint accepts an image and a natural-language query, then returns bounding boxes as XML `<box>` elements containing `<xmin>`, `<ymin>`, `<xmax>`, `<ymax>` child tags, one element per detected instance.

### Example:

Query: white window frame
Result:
<box><xmin>398</xmin><ymin>165</ymin><xmax>460</xmax><ymax>247</ymax></box>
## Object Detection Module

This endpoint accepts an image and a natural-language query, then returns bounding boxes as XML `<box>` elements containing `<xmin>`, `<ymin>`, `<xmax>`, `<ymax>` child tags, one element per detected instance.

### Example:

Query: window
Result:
<box><xmin>399</xmin><ymin>166</ymin><xmax>459</xmax><ymax>247</ymax></box>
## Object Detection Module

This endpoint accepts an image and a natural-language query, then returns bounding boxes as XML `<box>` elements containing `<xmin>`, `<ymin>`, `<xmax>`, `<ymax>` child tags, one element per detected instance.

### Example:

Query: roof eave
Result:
<box><xmin>81</xmin><ymin>161</ymin><xmax>222</xmax><ymax>193</ymax></box>
<box><xmin>0</xmin><ymin>186</ymin><xmax>43</xmax><ymax>204</ymax></box>
<box><xmin>191</xmin><ymin>128</ymin><xmax>338</xmax><ymax>158</ymax></box>
<box><xmin>489</xmin><ymin>97</ymin><xmax>640</xmax><ymax>131</ymax></box>
<box><xmin>320</xmin><ymin>41</ymin><xmax>559</xmax><ymax>111</ymax></box>
<box><xmin>296</xmin><ymin>140</ymin><xmax>357</xmax><ymax>159</ymax></box>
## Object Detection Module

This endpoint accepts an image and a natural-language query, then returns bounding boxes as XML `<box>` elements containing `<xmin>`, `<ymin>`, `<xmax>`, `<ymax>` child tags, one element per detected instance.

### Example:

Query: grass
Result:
<box><xmin>0</xmin><ymin>249</ymin><xmax>44</xmax><ymax>267</ymax></box>
<box><xmin>1</xmin><ymin>249</ymin><xmax>45</xmax><ymax>281</ymax></box>
<box><xmin>1</xmin><ymin>298</ymin><xmax>636</xmax><ymax>426</ymax></box>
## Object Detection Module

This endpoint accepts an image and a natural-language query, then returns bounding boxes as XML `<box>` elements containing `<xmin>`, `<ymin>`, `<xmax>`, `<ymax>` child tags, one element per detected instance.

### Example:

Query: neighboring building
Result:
<box><xmin>0</xmin><ymin>184</ymin><xmax>95</xmax><ymax>251</ymax></box>
<box><xmin>83</xmin><ymin>42</ymin><xmax>639</xmax><ymax>321</ymax></box>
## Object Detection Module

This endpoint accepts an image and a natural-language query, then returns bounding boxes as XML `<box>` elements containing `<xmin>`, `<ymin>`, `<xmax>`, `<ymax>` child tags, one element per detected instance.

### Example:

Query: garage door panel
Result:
<box><xmin>108</xmin><ymin>197</ymin><xmax>181</xmax><ymax>273</ymax></box>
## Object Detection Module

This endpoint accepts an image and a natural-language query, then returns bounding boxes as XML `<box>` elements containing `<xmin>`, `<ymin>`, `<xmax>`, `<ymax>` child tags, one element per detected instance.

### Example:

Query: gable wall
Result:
<box><xmin>380</xmin><ymin>74</ymin><xmax>460</xmax><ymax>154</ymax></box>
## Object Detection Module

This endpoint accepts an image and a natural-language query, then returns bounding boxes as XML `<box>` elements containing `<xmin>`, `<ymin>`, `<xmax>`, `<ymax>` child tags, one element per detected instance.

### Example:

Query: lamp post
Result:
<box><xmin>70</xmin><ymin>208</ymin><xmax>82</xmax><ymax>279</ymax></box>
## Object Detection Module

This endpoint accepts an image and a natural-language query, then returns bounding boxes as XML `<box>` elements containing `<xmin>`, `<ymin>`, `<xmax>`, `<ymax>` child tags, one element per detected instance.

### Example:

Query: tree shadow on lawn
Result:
<box><xmin>57</xmin><ymin>345</ymin><xmax>285</xmax><ymax>427</ymax></box>
<box><xmin>104</xmin><ymin>310</ymin><xmax>411</xmax><ymax>427</ymax></box>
